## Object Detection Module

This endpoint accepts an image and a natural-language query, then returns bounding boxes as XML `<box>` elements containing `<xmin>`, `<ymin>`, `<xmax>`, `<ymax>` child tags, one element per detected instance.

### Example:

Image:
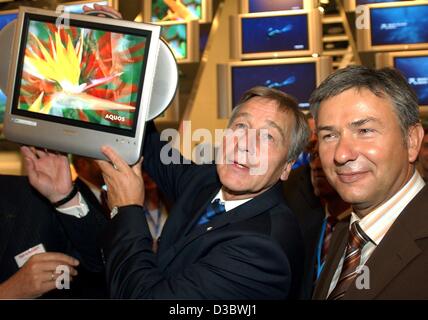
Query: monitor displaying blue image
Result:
<box><xmin>241</xmin><ymin>14</ymin><xmax>308</xmax><ymax>54</ymax></box>
<box><xmin>357</xmin><ymin>0</ymin><xmax>404</xmax><ymax>5</ymax></box>
<box><xmin>248</xmin><ymin>0</ymin><xmax>304</xmax><ymax>13</ymax></box>
<box><xmin>0</xmin><ymin>12</ymin><xmax>18</xmax><ymax>124</ymax></box>
<box><xmin>370</xmin><ymin>5</ymin><xmax>428</xmax><ymax>46</ymax></box>
<box><xmin>63</xmin><ymin>1</ymin><xmax>109</xmax><ymax>14</ymax></box>
<box><xmin>394</xmin><ymin>56</ymin><xmax>428</xmax><ymax>106</ymax></box>
<box><xmin>231</xmin><ymin>62</ymin><xmax>316</xmax><ymax>108</ymax></box>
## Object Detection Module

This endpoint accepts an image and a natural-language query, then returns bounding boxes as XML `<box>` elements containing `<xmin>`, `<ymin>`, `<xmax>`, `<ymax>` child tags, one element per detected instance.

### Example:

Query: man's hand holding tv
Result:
<box><xmin>96</xmin><ymin>146</ymin><xmax>145</xmax><ymax>211</ymax></box>
<box><xmin>21</xmin><ymin>146</ymin><xmax>79</xmax><ymax>208</ymax></box>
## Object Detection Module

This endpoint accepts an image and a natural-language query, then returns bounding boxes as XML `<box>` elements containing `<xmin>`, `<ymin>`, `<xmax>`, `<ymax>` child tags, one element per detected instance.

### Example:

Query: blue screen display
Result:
<box><xmin>357</xmin><ymin>0</ymin><xmax>403</xmax><ymax>5</ymax></box>
<box><xmin>370</xmin><ymin>5</ymin><xmax>428</xmax><ymax>46</ymax></box>
<box><xmin>394</xmin><ymin>56</ymin><xmax>428</xmax><ymax>106</ymax></box>
<box><xmin>241</xmin><ymin>14</ymin><xmax>308</xmax><ymax>54</ymax></box>
<box><xmin>231</xmin><ymin>62</ymin><xmax>316</xmax><ymax>108</ymax></box>
<box><xmin>248</xmin><ymin>0</ymin><xmax>304</xmax><ymax>13</ymax></box>
<box><xmin>0</xmin><ymin>13</ymin><xmax>17</xmax><ymax>30</ymax></box>
<box><xmin>0</xmin><ymin>12</ymin><xmax>18</xmax><ymax>123</ymax></box>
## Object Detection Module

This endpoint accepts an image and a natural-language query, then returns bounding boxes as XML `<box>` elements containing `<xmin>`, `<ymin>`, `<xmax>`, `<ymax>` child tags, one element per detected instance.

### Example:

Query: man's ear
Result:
<box><xmin>407</xmin><ymin>124</ymin><xmax>424</xmax><ymax>163</ymax></box>
<box><xmin>280</xmin><ymin>161</ymin><xmax>294</xmax><ymax>181</ymax></box>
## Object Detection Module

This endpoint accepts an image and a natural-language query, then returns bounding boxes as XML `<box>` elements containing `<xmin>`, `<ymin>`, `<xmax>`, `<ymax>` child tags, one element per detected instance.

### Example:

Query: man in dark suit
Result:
<box><xmin>310</xmin><ymin>65</ymin><xmax>428</xmax><ymax>299</ymax></box>
<box><xmin>22</xmin><ymin>86</ymin><xmax>309</xmax><ymax>299</ymax></box>
<box><xmin>0</xmin><ymin>175</ymin><xmax>105</xmax><ymax>298</ymax></box>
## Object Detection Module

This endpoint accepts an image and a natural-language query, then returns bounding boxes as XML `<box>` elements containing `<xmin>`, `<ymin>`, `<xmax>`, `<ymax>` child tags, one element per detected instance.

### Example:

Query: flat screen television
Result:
<box><xmin>0</xmin><ymin>9</ymin><xmax>18</xmax><ymax>126</ymax></box>
<box><xmin>376</xmin><ymin>50</ymin><xmax>428</xmax><ymax>109</ymax></box>
<box><xmin>155</xmin><ymin>20</ymin><xmax>199</xmax><ymax>63</ymax></box>
<box><xmin>239</xmin><ymin>0</ymin><xmax>318</xmax><ymax>13</ymax></box>
<box><xmin>357</xmin><ymin>1</ymin><xmax>428</xmax><ymax>52</ymax></box>
<box><xmin>230</xmin><ymin>9</ymin><xmax>322</xmax><ymax>60</ymax></box>
<box><xmin>144</xmin><ymin>0</ymin><xmax>212</xmax><ymax>23</ymax></box>
<box><xmin>217</xmin><ymin>56</ymin><xmax>332</xmax><ymax>118</ymax></box>
<box><xmin>62</xmin><ymin>0</ymin><xmax>118</xmax><ymax>13</ymax></box>
<box><xmin>344</xmin><ymin>0</ymin><xmax>409</xmax><ymax>12</ymax></box>
<box><xmin>3</xmin><ymin>6</ymin><xmax>161</xmax><ymax>164</ymax></box>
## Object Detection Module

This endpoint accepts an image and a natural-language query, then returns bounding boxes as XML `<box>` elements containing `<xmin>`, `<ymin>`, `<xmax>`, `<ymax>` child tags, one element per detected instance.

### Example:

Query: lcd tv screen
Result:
<box><xmin>394</xmin><ymin>56</ymin><xmax>428</xmax><ymax>106</ymax></box>
<box><xmin>11</xmin><ymin>14</ymin><xmax>150</xmax><ymax>135</ymax></box>
<box><xmin>241</xmin><ymin>14</ymin><xmax>308</xmax><ymax>54</ymax></box>
<box><xmin>247</xmin><ymin>0</ymin><xmax>304</xmax><ymax>12</ymax></box>
<box><xmin>231</xmin><ymin>62</ymin><xmax>316</xmax><ymax>108</ymax></box>
<box><xmin>357</xmin><ymin>0</ymin><xmax>403</xmax><ymax>4</ymax></box>
<box><xmin>0</xmin><ymin>12</ymin><xmax>18</xmax><ymax>123</ymax></box>
<box><xmin>151</xmin><ymin>0</ymin><xmax>202</xmax><ymax>22</ymax></box>
<box><xmin>161</xmin><ymin>23</ymin><xmax>187</xmax><ymax>59</ymax></box>
<box><xmin>63</xmin><ymin>1</ymin><xmax>109</xmax><ymax>14</ymax></box>
<box><xmin>370</xmin><ymin>5</ymin><xmax>428</xmax><ymax>46</ymax></box>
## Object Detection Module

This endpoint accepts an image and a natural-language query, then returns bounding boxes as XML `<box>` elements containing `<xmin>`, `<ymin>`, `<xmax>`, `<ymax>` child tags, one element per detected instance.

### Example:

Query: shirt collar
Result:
<box><xmin>350</xmin><ymin>171</ymin><xmax>426</xmax><ymax>245</ymax></box>
<box><xmin>212</xmin><ymin>189</ymin><xmax>253</xmax><ymax>212</ymax></box>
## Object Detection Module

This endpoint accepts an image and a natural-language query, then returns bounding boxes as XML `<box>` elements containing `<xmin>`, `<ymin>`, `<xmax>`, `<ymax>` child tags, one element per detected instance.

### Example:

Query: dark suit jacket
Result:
<box><xmin>98</xmin><ymin>123</ymin><xmax>304</xmax><ymax>299</ymax></box>
<box><xmin>0</xmin><ymin>175</ymin><xmax>106</xmax><ymax>298</ymax></box>
<box><xmin>313</xmin><ymin>185</ymin><xmax>428</xmax><ymax>300</ymax></box>
<box><xmin>283</xmin><ymin>165</ymin><xmax>325</xmax><ymax>299</ymax></box>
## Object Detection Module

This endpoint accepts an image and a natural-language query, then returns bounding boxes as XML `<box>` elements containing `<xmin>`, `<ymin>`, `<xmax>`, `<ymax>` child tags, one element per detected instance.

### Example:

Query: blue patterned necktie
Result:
<box><xmin>197</xmin><ymin>199</ymin><xmax>226</xmax><ymax>225</ymax></box>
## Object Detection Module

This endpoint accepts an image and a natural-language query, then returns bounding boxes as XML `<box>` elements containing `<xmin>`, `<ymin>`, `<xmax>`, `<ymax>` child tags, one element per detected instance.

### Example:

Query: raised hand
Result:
<box><xmin>21</xmin><ymin>146</ymin><xmax>74</xmax><ymax>204</ymax></box>
<box><xmin>96</xmin><ymin>146</ymin><xmax>144</xmax><ymax>209</ymax></box>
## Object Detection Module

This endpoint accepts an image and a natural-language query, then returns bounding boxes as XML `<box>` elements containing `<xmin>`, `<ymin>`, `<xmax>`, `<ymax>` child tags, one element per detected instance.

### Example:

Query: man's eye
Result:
<box><xmin>359</xmin><ymin>128</ymin><xmax>374</xmax><ymax>135</ymax></box>
<box><xmin>235</xmin><ymin>123</ymin><xmax>247</xmax><ymax>129</ymax></box>
<box><xmin>321</xmin><ymin>133</ymin><xmax>336</xmax><ymax>141</ymax></box>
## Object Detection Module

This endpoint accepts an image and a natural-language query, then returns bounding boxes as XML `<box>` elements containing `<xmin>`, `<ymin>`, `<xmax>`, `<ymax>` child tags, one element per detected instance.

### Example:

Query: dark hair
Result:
<box><xmin>309</xmin><ymin>65</ymin><xmax>420</xmax><ymax>141</ymax></box>
<box><xmin>229</xmin><ymin>86</ymin><xmax>309</xmax><ymax>162</ymax></box>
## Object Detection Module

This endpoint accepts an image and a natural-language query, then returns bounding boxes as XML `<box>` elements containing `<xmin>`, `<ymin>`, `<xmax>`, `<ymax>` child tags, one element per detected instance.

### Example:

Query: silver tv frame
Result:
<box><xmin>4</xmin><ymin>6</ymin><xmax>161</xmax><ymax>164</ymax></box>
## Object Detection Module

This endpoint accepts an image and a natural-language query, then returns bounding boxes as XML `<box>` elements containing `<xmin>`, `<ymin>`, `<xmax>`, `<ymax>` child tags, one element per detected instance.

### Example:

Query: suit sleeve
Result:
<box><xmin>100</xmin><ymin>206</ymin><xmax>292</xmax><ymax>299</ymax></box>
<box><xmin>142</xmin><ymin>121</ymin><xmax>206</xmax><ymax>203</ymax></box>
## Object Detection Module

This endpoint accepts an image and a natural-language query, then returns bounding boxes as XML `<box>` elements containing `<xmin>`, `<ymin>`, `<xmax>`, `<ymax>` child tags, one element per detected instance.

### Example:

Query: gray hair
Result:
<box><xmin>309</xmin><ymin>65</ymin><xmax>420</xmax><ymax>141</ymax></box>
<box><xmin>229</xmin><ymin>86</ymin><xmax>309</xmax><ymax>162</ymax></box>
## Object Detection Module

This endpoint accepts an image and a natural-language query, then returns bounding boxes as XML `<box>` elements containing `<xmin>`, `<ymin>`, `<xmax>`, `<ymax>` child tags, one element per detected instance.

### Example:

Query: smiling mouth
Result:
<box><xmin>337</xmin><ymin>171</ymin><xmax>369</xmax><ymax>183</ymax></box>
<box><xmin>232</xmin><ymin>161</ymin><xmax>250</xmax><ymax>170</ymax></box>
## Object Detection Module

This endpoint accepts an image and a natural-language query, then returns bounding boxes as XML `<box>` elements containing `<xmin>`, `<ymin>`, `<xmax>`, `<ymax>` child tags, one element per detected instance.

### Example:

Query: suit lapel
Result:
<box><xmin>345</xmin><ymin>186</ymin><xmax>428</xmax><ymax>299</ymax></box>
<box><xmin>313</xmin><ymin>221</ymin><xmax>349</xmax><ymax>299</ymax></box>
<box><xmin>159</xmin><ymin>183</ymin><xmax>284</xmax><ymax>269</ymax></box>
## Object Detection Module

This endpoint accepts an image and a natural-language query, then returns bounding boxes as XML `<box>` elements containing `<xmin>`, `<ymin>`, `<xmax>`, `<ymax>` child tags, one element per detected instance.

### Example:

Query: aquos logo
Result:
<box><xmin>105</xmin><ymin>113</ymin><xmax>125</xmax><ymax>122</ymax></box>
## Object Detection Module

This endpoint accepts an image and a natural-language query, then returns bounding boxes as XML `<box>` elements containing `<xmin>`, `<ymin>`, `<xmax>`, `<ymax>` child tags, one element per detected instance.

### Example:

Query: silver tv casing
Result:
<box><xmin>4</xmin><ymin>6</ymin><xmax>161</xmax><ymax>164</ymax></box>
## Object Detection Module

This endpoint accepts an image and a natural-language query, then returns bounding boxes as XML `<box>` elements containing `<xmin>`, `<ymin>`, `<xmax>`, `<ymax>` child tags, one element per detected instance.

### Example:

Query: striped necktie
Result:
<box><xmin>327</xmin><ymin>221</ymin><xmax>371</xmax><ymax>300</ymax></box>
<box><xmin>197</xmin><ymin>199</ymin><xmax>226</xmax><ymax>225</ymax></box>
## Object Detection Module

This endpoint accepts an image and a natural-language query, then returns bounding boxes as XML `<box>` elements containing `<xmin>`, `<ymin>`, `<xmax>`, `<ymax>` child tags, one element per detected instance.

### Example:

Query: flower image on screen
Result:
<box><xmin>161</xmin><ymin>23</ymin><xmax>187</xmax><ymax>59</ymax></box>
<box><xmin>394</xmin><ymin>56</ymin><xmax>428</xmax><ymax>106</ymax></box>
<box><xmin>151</xmin><ymin>0</ymin><xmax>201</xmax><ymax>22</ymax></box>
<box><xmin>0</xmin><ymin>12</ymin><xmax>18</xmax><ymax>124</ymax></box>
<box><xmin>241</xmin><ymin>14</ymin><xmax>309</xmax><ymax>54</ymax></box>
<box><xmin>370</xmin><ymin>5</ymin><xmax>428</xmax><ymax>46</ymax></box>
<box><xmin>17</xmin><ymin>20</ymin><xmax>147</xmax><ymax>131</ymax></box>
<box><xmin>231</xmin><ymin>62</ymin><xmax>316</xmax><ymax>108</ymax></box>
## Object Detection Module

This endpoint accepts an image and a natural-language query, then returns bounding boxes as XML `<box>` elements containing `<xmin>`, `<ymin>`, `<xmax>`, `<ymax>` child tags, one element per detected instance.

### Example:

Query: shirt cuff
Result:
<box><xmin>55</xmin><ymin>192</ymin><xmax>89</xmax><ymax>218</ymax></box>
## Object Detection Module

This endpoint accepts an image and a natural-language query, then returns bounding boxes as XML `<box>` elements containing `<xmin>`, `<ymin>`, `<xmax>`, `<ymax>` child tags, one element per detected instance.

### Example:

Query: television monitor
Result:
<box><xmin>239</xmin><ymin>0</ymin><xmax>318</xmax><ymax>13</ymax></box>
<box><xmin>230</xmin><ymin>9</ymin><xmax>322</xmax><ymax>60</ymax></box>
<box><xmin>155</xmin><ymin>20</ymin><xmax>199</xmax><ymax>63</ymax></box>
<box><xmin>4</xmin><ymin>6</ymin><xmax>161</xmax><ymax>164</ymax></box>
<box><xmin>61</xmin><ymin>0</ymin><xmax>118</xmax><ymax>13</ymax></box>
<box><xmin>344</xmin><ymin>0</ymin><xmax>409</xmax><ymax>12</ymax></box>
<box><xmin>376</xmin><ymin>50</ymin><xmax>428</xmax><ymax>108</ymax></box>
<box><xmin>0</xmin><ymin>9</ymin><xmax>18</xmax><ymax>125</ymax></box>
<box><xmin>357</xmin><ymin>1</ymin><xmax>428</xmax><ymax>52</ymax></box>
<box><xmin>144</xmin><ymin>0</ymin><xmax>213</xmax><ymax>23</ymax></box>
<box><xmin>217</xmin><ymin>56</ymin><xmax>332</xmax><ymax>118</ymax></box>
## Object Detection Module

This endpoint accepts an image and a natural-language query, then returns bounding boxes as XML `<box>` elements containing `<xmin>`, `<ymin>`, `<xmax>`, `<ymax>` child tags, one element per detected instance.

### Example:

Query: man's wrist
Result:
<box><xmin>51</xmin><ymin>184</ymin><xmax>79</xmax><ymax>208</ymax></box>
